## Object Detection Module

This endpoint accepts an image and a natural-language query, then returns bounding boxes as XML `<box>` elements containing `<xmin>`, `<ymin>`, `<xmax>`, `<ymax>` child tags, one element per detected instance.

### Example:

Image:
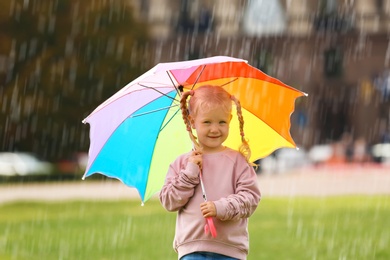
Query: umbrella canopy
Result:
<box><xmin>82</xmin><ymin>56</ymin><xmax>306</xmax><ymax>202</ymax></box>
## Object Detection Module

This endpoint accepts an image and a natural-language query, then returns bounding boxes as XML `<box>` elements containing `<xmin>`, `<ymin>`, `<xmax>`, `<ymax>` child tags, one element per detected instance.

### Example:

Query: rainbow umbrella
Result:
<box><xmin>82</xmin><ymin>56</ymin><xmax>306</xmax><ymax>203</ymax></box>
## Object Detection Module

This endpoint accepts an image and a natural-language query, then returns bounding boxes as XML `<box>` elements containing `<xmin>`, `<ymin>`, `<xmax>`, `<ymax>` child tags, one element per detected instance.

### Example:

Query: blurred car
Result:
<box><xmin>254</xmin><ymin>147</ymin><xmax>310</xmax><ymax>174</ymax></box>
<box><xmin>76</xmin><ymin>152</ymin><xmax>88</xmax><ymax>173</ymax></box>
<box><xmin>307</xmin><ymin>144</ymin><xmax>333</xmax><ymax>165</ymax></box>
<box><xmin>56</xmin><ymin>152</ymin><xmax>88</xmax><ymax>175</ymax></box>
<box><xmin>0</xmin><ymin>152</ymin><xmax>53</xmax><ymax>176</ymax></box>
<box><xmin>370</xmin><ymin>143</ymin><xmax>390</xmax><ymax>165</ymax></box>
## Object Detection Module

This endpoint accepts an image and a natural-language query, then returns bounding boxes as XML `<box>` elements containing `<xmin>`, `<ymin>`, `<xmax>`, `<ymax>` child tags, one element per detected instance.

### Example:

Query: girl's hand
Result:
<box><xmin>188</xmin><ymin>150</ymin><xmax>202</xmax><ymax>167</ymax></box>
<box><xmin>200</xmin><ymin>201</ymin><xmax>216</xmax><ymax>218</ymax></box>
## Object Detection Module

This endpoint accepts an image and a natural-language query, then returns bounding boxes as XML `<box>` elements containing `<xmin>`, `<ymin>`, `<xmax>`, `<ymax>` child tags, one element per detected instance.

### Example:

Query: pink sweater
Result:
<box><xmin>159</xmin><ymin>148</ymin><xmax>261</xmax><ymax>260</ymax></box>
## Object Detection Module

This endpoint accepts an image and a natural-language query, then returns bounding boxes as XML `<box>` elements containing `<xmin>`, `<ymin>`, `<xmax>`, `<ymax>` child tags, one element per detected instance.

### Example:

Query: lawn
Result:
<box><xmin>0</xmin><ymin>196</ymin><xmax>389</xmax><ymax>260</ymax></box>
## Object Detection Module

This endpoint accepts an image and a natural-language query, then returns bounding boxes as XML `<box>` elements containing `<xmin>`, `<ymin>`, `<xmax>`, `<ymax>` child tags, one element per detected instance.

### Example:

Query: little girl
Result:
<box><xmin>159</xmin><ymin>85</ymin><xmax>261</xmax><ymax>260</ymax></box>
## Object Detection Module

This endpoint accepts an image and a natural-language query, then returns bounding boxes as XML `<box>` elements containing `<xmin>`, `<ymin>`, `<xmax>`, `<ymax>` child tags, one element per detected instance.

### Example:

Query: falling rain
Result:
<box><xmin>0</xmin><ymin>0</ymin><xmax>389</xmax><ymax>259</ymax></box>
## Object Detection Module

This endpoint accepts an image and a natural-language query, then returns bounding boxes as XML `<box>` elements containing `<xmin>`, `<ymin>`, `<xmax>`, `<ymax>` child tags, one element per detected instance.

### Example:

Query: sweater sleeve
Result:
<box><xmin>213</xmin><ymin>162</ymin><xmax>261</xmax><ymax>221</ymax></box>
<box><xmin>159</xmin><ymin>158</ymin><xmax>200</xmax><ymax>212</ymax></box>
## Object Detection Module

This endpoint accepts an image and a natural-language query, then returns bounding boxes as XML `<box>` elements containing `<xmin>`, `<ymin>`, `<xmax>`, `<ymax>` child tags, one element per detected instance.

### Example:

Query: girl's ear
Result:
<box><xmin>189</xmin><ymin>115</ymin><xmax>196</xmax><ymax>129</ymax></box>
<box><xmin>229</xmin><ymin>114</ymin><xmax>233</xmax><ymax>122</ymax></box>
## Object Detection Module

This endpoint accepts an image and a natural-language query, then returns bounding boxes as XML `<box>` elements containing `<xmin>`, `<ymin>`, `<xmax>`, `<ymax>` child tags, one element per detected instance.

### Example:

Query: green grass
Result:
<box><xmin>0</xmin><ymin>196</ymin><xmax>389</xmax><ymax>260</ymax></box>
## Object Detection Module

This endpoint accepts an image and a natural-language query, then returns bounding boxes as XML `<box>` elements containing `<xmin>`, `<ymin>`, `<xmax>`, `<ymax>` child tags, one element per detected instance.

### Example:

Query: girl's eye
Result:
<box><xmin>219</xmin><ymin>121</ymin><xmax>227</xmax><ymax>124</ymax></box>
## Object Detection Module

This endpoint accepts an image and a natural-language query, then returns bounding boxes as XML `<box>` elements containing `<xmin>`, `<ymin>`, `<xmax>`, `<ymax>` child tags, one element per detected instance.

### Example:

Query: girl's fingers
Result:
<box><xmin>200</xmin><ymin>202</ymin><xmax>216</xmax><ymax>217</ymax></box>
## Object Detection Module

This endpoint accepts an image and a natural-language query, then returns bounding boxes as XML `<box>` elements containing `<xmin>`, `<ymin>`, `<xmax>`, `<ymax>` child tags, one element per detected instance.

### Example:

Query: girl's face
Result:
<box><xmin>192</xmin><ymin>106</ymin><xmax>232</xmax><ymax>153</ymax></box>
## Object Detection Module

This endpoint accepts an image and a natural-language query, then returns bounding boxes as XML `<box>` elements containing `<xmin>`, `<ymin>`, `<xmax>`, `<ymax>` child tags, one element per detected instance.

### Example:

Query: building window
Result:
<box><xmin>176</xmin><ymin>0</ymin><xmax>212</xmax><ymax>33</ymax></box>
<box><xmin>324</xmin><ymin>47</ymin><xmax>343</xmax><ymax>78</ymax></box>
<box><xmin>314</xmin><ymin>0</ymin><xmax>353</xmax><ymax>32</ymax></box>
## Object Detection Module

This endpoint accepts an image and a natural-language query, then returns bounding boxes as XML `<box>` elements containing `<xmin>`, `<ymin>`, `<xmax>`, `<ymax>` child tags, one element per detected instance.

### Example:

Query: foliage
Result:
<box><xmin>0</xmin><ymin>196</ymin><xmax>389</xmax><ymax>259</ymax></box>
<box><xmin>0</xmin><ymin>0</ymin><xmax>150</xmax><ymax>161</ymax></box>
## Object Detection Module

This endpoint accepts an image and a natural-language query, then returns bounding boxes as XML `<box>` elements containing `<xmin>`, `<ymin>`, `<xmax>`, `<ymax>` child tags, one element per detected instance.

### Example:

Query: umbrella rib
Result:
<box><xmin>138</xmin><ymin>83</ymin><xmax>179</xmax><ymax>101</ymax></box>
<box><xmin>220</xmin><ymin>77</ymin><xmax>238</xmax><ymax>87</ymax></box>
<box><xmin>131</xmin><ymin>104</ymin><xmax>179</xmax><ymax>118</ymax></box>
<box><xmin>191</xmin><ymin>65</ymin><xmax>206</xmax><ymax>90</ymax></box>
<box><xmin>160</xmin><ymin>107</ymin><xmax>181</xmax><ymax>132</ymax></box>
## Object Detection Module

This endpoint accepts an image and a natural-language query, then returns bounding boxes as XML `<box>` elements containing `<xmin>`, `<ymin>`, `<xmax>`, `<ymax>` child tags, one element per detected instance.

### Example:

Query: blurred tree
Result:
<box><xmin>0</xmin><ymin>0</ymin><xmax>150</xmax><ymax>162</ymax></box>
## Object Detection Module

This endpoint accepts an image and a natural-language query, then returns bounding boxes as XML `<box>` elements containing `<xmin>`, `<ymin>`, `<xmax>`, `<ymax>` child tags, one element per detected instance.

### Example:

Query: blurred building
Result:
<box><xmin>1</xmin><ymin>0</ymin><xmax>390</xmax><ymax>152</ymax></box>
<box><xmin>129</xmin><ymin>0</ymin><xmax>390</xmax><ymax>148</ymax></box>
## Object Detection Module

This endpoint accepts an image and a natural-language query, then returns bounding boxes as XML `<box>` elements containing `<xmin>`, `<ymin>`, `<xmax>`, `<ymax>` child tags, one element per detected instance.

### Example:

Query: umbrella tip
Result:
<box><xmin>178</xmin><ymin>85</ymin><xmax>184</xmax><ymax>93</ymax></box>
<box><xmin>303</xmin><ymin>92</ymin><xmax>309</xmax><ymax>97</ymax></box>
<box><xmin>141</xmin><ymin>202</ymin><xmax>145</xmax><ymax>206</ymax></box>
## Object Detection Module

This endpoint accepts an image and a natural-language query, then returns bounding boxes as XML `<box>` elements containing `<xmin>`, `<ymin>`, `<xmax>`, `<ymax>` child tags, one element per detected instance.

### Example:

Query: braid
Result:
<box><xmin>180</xmin><ymin>91</ymin><xmax>192</xmax><ymax>132</ymax></box>
<box><xmin>231</xmin><ymin>95</ymin><xmax>252</xmax><ymax>163</ymax></box>
<box><xmin>180</xmin><ymin>90</ymin><xmax>201</xmax><ymax>150</ymax></box>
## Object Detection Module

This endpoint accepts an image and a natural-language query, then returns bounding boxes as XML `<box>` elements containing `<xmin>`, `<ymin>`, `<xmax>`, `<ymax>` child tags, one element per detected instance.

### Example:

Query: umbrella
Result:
<box><xmin>82</xmin><ymin>56</ymin><xmax>306</xmax><ymax>203</ymax></box>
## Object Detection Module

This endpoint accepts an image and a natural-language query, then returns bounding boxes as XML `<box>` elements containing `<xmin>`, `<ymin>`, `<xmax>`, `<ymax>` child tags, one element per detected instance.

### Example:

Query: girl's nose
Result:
<box><xmin>210</xmin><ymin>124</ymin><xmax>219</xmax><ymax>132</ymax></box>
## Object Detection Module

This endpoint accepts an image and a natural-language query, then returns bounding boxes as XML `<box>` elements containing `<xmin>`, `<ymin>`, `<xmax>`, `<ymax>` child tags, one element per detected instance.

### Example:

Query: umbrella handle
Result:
<box><xmin>204</xmin><ymin>217</ymin><xmax>217</xmax><ymax>238</ymax></box>
<box><xmin>195</xmin><ymin>152</ymin><xmax>217</xmax><ymax>238</ymax></box>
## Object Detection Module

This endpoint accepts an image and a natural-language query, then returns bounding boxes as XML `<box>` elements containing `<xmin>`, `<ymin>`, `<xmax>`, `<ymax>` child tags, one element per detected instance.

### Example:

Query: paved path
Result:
<box><xmin>259</xmin><ymin>164</ymin><xmax>390</xmax><ymax>197</ymax></box>
<box><xmin>0</xmin><ymin>164</ymin><xmax>389</xmax><ymax>204</ymax></box>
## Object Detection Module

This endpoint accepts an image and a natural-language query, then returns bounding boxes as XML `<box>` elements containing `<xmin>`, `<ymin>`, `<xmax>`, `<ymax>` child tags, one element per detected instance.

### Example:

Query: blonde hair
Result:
<box><xmin>180</xmin><ymin>85</ymin><xmax>252</xmax><ymax>163</ymax></box>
